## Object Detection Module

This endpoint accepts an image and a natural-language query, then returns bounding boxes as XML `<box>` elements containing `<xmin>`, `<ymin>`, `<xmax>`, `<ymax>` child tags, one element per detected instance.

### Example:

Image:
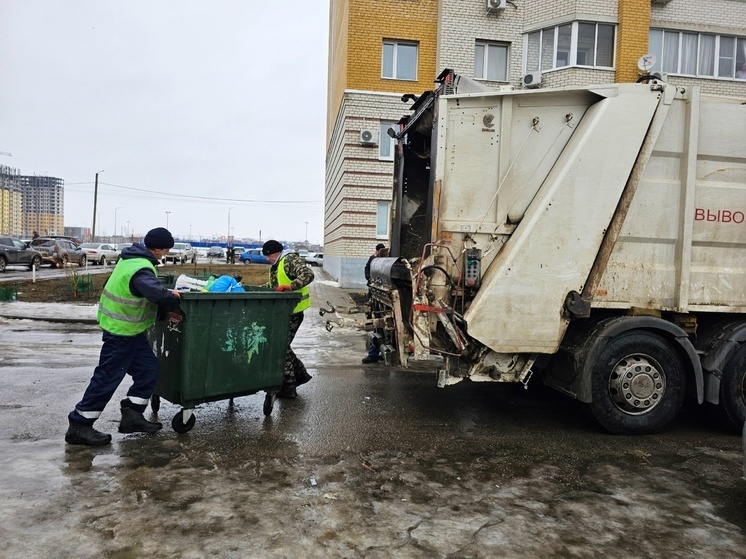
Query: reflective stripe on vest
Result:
<box><xmin>274</xmin><ymin>256</ymin><xmax>310</xmax><ymax>313</ymax></box>
<box><xmin>98</xmin><ymin>258</ymin><xmax>158</xmax><ymax>335</ymax></box>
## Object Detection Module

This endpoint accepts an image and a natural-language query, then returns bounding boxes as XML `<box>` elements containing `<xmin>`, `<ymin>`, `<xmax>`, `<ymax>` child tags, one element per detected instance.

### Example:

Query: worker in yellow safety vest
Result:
<box><xmin>262</xmin><ymin>239</ymin><xmax>315</xmax><ymax>399</ymax></box>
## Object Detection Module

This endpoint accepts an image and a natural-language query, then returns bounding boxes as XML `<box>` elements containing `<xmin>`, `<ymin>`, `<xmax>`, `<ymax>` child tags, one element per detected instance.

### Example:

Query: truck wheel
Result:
<box><xmin>718</xmin><ymin>344</ymin><xmax>746</xmax><ymax>432</ymax></box>
<box><xmin>590</xmin><ymin>331</ymin><xmax>685</xmax><ymax>435</ymax></box>
<box><xmin>172</xmin><ymin>410</ymin><xmax>196</xmax><ymax>433</ymax></box>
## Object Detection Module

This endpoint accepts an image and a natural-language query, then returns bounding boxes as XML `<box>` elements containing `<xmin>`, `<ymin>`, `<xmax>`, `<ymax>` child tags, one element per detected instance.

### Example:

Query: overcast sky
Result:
<box><xmin>1</xmin><ymin>1</ymin><xmax>329</xmax><ymax>245</ymax></box>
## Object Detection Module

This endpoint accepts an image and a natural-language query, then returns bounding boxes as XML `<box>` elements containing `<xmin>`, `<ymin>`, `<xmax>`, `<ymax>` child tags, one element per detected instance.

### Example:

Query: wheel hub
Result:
<box><xmin>608</xmin><ymin>355</ymin><xmax>665</xmax><ymax>415</ymax></box>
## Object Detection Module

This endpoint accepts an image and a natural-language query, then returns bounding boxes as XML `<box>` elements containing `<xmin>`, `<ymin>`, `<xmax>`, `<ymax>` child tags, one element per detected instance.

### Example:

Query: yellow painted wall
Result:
<box><xmin>327</xmin><ymin>0</ymin><xmax>438</xmax><ymax>143</ymax></box>
<box><xmin>616</xmin><ymin>0</ymin><xmax>651</xmax><ymax>82</ymax></box>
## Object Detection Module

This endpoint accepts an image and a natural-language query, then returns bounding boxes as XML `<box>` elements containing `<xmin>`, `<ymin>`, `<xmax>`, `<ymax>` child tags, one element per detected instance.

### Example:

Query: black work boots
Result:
<box><xmin>119</xmin><ymin>406</ymin><xmax>163</xmax><ymax>434</ymax></box>
<box><xmin>65</xmin><ymin>419</ymin><xmax>112</xmax><ymax>446</ymax></box>
<box><xmin>295</xmin><ymin>370</ymin><xmax>313</xmax><ymax>387</ymax></box>
<box><xmin>277</xmin><ymin>381</ymin><xmax>297</xmax><ymax>399</ymax></box>
<box><xmin>65</xmin><ymin>405</ymin><xmax>162</xmax><ymax>446</ymax></box>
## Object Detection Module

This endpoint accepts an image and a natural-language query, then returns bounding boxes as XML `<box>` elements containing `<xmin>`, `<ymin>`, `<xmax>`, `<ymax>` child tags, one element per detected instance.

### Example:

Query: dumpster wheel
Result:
<box><xmin>263</xmin><ymin>393</ymin><xmax>275</xmax><ymax>416</ymax></box>
<box><xmin>172</xmin><ymin>409</ymin><xmax>196</xmax><ymax>433</ymax></box>
<box><xmin>151</xmin><ymin>395</ymin><xmax>161</xmax><ymax>414</ymax></box>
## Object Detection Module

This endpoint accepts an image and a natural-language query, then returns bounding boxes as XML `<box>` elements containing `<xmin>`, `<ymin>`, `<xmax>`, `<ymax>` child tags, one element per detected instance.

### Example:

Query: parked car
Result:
<box><xmin>0</xmin><ymin>236</ymin><xmax>43</xmax><ymax>272</ymax></box>
<box><xmin>239</xmin><ymin>248</ymin><xmax>269</xmax><ymax>264</ymax></box>
<box><xmin>79</xmin><ymin>243</ymin><xmax>120</xmax><ymax>266</ymax></box>
<box><xmin>207</xmin><ymin>246</ymin><xmax>224</xmax><ymax>258</ymax></box>
<box><xmin>164</xmin><ymin>242</ymin><xmax>196</xmax><ymax>264</ymax></box>
<box><xmin>297</xmin><ymin>249</ymin><xmax>309</xmax><ymax>263</ymax></box>
<box><xmin>305</xmin><ymin>252</ymin><xmax>323</xmax><ymax>266</ymax></box>
<box><xmin>28</xmin><ymin>237</ymin><xmax>86</xmax><ymax>267</ymax></box>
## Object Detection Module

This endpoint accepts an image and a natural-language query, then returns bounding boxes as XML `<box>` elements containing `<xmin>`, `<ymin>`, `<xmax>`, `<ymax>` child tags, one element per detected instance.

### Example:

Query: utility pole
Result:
<box><xmin>92</xmin><ymin>170</ymin><xmax>104</xmax><ymax>241</ymax></box>
<box><xmin>114</xmin><ymin>207</ymin><xmax>122</xmax><ymax>243</ymax></box>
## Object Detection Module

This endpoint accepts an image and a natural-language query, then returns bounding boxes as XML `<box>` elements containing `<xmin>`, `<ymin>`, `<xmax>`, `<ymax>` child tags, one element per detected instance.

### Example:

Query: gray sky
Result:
<box><xmin>1</xmin><ymin>1</ymin><xmax>329</xmax><ymax>245</ymax></box>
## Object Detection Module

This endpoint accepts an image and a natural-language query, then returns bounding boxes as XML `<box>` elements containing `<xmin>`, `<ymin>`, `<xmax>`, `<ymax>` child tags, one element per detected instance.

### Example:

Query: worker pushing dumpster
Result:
<box><xmin>148</xmin><ymin>286</ymin><xmax>301</xmax><ymax>433</ymax></box>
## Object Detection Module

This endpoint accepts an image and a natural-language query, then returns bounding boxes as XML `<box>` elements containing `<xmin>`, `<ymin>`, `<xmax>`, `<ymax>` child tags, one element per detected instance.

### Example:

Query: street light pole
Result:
<box><xmin>114</xmin><ymin>207</ymin><xmax>122</xmax><ymax>243</ymax></box>
<box><xmin>228</xmin><ymin>207</ymin><xmax>233</xmax><ymax>243</ymax></box>
<box><xmin>305</xmin><ymin>221</ymin><xmax>308</xmax><ymax>242</ymax></box>
<box><xmin>165</xmin><ymin>211</ymin><xmax>171</xmax><ymax>230</ymax></box>
<box><xmin>92</xmin><ymin>170</ymin><xmax>104</xmax><ymax>241</ymax></box>
<box><xmin>127</xmin><ymin>221</ymin><xmax>130</xmax><ymax>240</ymax></box>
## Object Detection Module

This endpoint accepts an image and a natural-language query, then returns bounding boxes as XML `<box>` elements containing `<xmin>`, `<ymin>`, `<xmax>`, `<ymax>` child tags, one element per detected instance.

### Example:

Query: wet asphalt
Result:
<box><xmin>1</xmin><ymin>270</ymin><xmax>745</xmax><ymax>558</ymax></box>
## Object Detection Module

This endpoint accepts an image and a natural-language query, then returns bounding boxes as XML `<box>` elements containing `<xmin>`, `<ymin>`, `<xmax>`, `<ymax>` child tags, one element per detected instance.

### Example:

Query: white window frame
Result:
<box><xmin>523</xmin><ymin>21</ymin><xmax>616</xmax><ymax>73</ymax></box>
<box><xmin>379</xmin><ymin>121</ymin><xmax>396</xmax><ymax>161</ymax></box>
<box><xmin>376</xmin><ymin>201</ymin><xmax>391</xmax><ymax>239</ymax></box>
<box><xmin>649</xmin><ymin>28</ymin><xmax>746</xmax><ymax>80</ymax></box>
<box><xmin>382</xmin><ymin>40</ymin><xmax>418</xmax><ymax>81</ymax></box>
<box><xmin>474</xmin><ymin>41</ymin><xmax>509</xmax><ymax>82</ymax></box>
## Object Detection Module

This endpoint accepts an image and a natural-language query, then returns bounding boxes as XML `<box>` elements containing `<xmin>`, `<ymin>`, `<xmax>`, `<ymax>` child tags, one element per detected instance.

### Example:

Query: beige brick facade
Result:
<box><xmin>326</xmin><ymin>0</ymin><xmax>746</xmax><ymax>287</ymax></box>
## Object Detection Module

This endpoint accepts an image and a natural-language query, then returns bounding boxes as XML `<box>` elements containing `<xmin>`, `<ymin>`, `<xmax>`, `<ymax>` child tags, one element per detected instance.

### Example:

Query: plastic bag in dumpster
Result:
<box><xmin>206</xmin><ymin>275</ymin><xmax>245</xmax><ymax>293</ymax></box>
<box><xmin>174</xmin><ymin>274</ymin><xmax>209</xmax><ymax>292</ymax></box>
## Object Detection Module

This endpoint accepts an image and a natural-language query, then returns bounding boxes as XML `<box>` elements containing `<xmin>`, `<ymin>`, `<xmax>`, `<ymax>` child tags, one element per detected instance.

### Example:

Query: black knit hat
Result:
<box><xmin>262</xmin><ymin>239</ymin><xmax>284</xmax><ymax>256</ymax></box>
<box><xmin>144</xmin><ymin>227</ymin><xmax>175</xmax><ymax>249</ymax></box>
<box><xmin>376</xmin><ymin>243</ymin><xmax>385</xmax><ymax>251</ymax></box>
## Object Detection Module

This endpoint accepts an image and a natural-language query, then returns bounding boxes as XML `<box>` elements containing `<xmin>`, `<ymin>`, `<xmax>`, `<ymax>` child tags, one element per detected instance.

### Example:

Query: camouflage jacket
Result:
<box><xmin>267</xmin><ymin>252</ymin><xmax>315</xmax><ymax>290</ymax></box>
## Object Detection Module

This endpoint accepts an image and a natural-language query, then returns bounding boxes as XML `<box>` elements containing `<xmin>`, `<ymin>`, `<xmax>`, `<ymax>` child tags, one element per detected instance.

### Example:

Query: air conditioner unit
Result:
<box><xmin>486</xmin><ymin>0</ymin><xmax>507</xmax><ymax>13</ymax></box>
<box><xmin>359</xmin><ymin>128</ymin><xmax>378</xmax><ymax>145</ymax></box>
<box><xmin>522</xmin><ymin>72</ymin><xmax>542</xmax><ymax>88</ymax></box>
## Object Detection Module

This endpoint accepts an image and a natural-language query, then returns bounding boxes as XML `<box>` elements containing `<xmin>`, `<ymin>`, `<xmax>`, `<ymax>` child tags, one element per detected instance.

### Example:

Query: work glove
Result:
<box><xmin>275</xmin><ymin>285</ymin><xmax>292</xmax><ymax>292</ymax></box>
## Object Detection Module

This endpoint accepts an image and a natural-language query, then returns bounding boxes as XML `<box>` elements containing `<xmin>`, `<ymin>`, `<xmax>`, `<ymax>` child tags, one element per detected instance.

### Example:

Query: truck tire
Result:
<box><xmin>718</xmin><ymin>344</ymin><xmax>746</xmax><ymax>432</ymax></box>
<box><xmin>590</xmin><ymin>331</ymin><xmax>685</xmax><ymax>435</ymax></box>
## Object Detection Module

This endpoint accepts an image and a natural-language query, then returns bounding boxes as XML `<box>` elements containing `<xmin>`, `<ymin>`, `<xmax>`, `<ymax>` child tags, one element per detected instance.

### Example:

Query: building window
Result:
<box><xmin>475</xmin><ymin>41</ymin><xmax>509</xmax><ymax>81</ymax></box>
<box><xmin>379</xmin><ymin>121</ymin><xmax>396</xmax><ymax>161</ymax></box>
<box><xmin>382</xmin><ymin>40</ymin><xmax>418</xmax><ymax>80</ymax></box>
<box><xmin>376</xmin><ymin>201</ymin><xmax>390</xmax><ymax>238</ymax></box>
<box><xmin>649</xmin><ymin>29</ymin><xmax>746</xmax><ymax>79</ymax></box>
<box><xmin>525</xmin><ymin>22</ymin><xmax>616</xmax><ymax>73</ymax></box>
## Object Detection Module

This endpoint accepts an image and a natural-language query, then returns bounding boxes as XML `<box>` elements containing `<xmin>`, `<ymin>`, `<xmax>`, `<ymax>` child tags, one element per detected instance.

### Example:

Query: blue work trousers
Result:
<box><xmin>69</xmin><ymin>331</ymin><xmax>158</xmax><ymax>425</ymax></box>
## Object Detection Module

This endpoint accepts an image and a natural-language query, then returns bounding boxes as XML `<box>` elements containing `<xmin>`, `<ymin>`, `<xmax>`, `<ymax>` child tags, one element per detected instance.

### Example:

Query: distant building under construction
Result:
<box><xmin>0</xmin><ymin>165</ymin><xmax>64</xmax><ymax>238</ymax></box>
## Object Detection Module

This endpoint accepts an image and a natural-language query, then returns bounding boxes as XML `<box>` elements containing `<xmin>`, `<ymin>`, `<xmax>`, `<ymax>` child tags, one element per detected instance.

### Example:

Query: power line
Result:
<box><xmin>64</xmin><ymin>181</ymin><xmax>322</xmax><ymax>205</ymax></box>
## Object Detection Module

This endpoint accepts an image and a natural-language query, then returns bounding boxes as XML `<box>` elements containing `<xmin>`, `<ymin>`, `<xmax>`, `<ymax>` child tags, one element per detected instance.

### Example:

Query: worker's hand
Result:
<box><xmin>171</xmin><ymin>290</ymin><xmax>181</xmax><ymax>298</ymax></box>
<box><xmin>275</xmin><ymin>285</ymin><xmax>292</xmax><ymax>292</ymax></box>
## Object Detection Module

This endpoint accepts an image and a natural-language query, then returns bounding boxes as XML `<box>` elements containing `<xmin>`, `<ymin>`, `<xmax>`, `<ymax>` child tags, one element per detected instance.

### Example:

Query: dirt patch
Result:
<box><xmin>13</xmin><ymin>263</ymin><xmax>271</xmax><ymax>304</ymax></box>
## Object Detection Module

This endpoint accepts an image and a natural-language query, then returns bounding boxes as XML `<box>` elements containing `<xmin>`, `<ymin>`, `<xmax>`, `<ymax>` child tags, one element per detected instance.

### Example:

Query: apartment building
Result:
<box><xmin>19</xmin><ymin>174</ymin><xmax>64</xmax><ymax>237</ymax></box>
<box><xmin>326</xmin><ymin>0</ymin><xmax>746</xmax><ymax>287</ymax></box>
<box><xmin>0</xmin><ymin>166</ymin><xmax>65</xmax><ymax>238</ymax></box>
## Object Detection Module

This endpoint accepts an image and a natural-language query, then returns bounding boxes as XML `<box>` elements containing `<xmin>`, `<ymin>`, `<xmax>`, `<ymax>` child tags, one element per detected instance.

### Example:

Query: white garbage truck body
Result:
<box><xmin>368</xmin><ymin>70</ymin><xmax>746</xmax><ymax>434</ymax></box>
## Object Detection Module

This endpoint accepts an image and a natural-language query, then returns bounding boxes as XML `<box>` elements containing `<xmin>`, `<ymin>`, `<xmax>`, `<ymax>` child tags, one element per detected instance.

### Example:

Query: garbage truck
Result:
<box><xmin>364</xmin><ymin>69</ymin><xmax>746</xmax><ymax>435</ymax></box>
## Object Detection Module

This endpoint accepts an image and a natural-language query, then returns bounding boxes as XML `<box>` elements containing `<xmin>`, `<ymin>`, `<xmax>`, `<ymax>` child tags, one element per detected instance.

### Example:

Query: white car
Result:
<box><xmin>165</xmin><ymin>242</ymin><xmax>196</xmax><ymax>264</ymax></box>
<box><xmin>305</xmin><ymin>252</ymin><xmax>323</xmax><ymax>266</ymax></box>
<box><xmin>79</xmin><ymin>243</ymin><xmax>120</xmax><ymax>266</ymax></box>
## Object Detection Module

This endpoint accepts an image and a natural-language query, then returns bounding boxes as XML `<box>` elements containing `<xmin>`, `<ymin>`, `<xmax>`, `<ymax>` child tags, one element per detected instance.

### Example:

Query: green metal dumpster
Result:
<box><xmin>148</xmin><ymin>287</ymin><xmax>300</xmax><ymax>433</ymax></box>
